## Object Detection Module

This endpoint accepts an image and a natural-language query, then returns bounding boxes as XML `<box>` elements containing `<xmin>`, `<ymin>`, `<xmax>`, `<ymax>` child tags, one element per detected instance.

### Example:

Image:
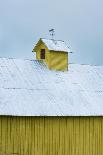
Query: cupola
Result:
<box><xmin>32</xmin><ymin>38</ymin><xmax>71</xmax><ymax>71</ymax></box>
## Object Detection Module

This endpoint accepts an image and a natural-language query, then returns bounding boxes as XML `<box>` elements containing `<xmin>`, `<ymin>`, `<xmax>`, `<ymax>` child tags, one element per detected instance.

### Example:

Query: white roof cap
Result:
<box><xmin>41</xmin><ymin>38</ymin><xmax>71</xmax><ymax>53</ymax></box>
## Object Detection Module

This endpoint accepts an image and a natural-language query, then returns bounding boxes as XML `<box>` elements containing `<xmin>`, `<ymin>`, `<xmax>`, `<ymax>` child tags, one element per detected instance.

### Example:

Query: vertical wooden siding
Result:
<box><xmin>0</xmin><ymin>116</ymin><xmax>103</xmax><ymax>155</ymax></box>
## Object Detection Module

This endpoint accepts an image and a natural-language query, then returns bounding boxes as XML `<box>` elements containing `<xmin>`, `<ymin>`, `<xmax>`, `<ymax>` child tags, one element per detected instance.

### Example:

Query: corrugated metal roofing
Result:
<box><xmin>41</xmin><ymin>38</ymin><xmax>70</xmax><ymax>52</ymax></box>
<box><xmin>0</xmin><ymin>57</ymin><xmax>103</xmax><ymax>116</ymax></box>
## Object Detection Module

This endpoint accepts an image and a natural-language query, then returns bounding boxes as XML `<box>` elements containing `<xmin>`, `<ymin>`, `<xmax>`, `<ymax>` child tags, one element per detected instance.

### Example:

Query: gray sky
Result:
<box><xmin>0</xmin><ymin>0</ymin><xmax>103</xmax><ymax>65</ymax></box>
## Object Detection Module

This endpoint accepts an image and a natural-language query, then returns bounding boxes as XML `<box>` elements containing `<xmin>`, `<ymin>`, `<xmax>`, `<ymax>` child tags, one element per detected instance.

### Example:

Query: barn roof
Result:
<box><xmin>0</xmin><ymin>57</ymin><xmax>103</xmax><ymax>116</ymax></box>
<box><xmin>34</xmin><ymin>38</ymin><xmax>71</xmax><ymax>53</ymax></box>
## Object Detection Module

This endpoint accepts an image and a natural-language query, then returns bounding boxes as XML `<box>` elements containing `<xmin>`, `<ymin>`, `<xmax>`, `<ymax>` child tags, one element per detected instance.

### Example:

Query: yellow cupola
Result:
<box><xmin>32</xmin><ymin>38</ymin><xmax>70</xmax><ymax>71</ymax></box>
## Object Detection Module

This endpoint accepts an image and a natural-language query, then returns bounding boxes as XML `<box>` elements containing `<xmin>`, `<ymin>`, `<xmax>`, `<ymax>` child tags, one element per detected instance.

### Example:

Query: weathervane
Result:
<box><xmin>49</xmin><ymin>29</ymin><xmax>55</xmax><ymax>40</ymax></box>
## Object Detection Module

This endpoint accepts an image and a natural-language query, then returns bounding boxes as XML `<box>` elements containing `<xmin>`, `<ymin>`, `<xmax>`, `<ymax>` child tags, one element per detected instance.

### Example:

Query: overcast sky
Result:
<box><xmin>0</xmin><ymin>0</ymin><xmax>103</xmax><ymax>65</ymax></box>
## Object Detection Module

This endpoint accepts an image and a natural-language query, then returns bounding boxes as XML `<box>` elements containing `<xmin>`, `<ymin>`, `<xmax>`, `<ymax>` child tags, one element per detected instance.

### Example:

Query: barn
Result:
<box><xmin>0</xmin><ymin>39</ymin><xmax>103</xmax><ymax>155</ymax></box>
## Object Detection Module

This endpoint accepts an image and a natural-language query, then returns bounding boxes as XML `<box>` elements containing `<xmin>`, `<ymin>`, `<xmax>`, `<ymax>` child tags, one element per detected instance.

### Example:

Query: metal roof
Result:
<box><xmin>40</xmin><ymin>38</ymin><xmax>70</xmax><ymax>53</ymax></box>
<box><xmin>0</xmin><ymin>57</ymin><xmax>103</xmax><ymax>116</ymax></box>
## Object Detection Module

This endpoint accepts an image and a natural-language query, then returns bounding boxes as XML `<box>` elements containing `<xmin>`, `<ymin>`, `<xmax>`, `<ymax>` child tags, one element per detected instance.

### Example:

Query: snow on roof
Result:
<box><xmin>0</xmin><ymin>57</ymin><xmax>103</xmax><ymax>116</ymax></box>
<box><xmin>41</xmin><ymin>38</ymin><xmax>70</xmax><ymax>52</ymax></box>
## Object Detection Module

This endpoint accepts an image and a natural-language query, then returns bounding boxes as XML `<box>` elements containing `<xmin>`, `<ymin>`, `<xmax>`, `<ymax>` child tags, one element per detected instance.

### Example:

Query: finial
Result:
<box><xmin>49</xmin><ymin>29</ymin><xmax>55</xmax><ymax>40</ymax></box>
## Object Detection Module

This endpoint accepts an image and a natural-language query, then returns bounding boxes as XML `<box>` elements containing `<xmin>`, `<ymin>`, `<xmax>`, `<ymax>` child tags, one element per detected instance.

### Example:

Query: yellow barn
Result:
<box><xmin>0</xmin><ymin>45</ymin><xmax>103</xmax><ymax>155</ymax></box>
<box><xmin>32</xmin><ymin>38</ymin><xmax>71</xmax><ymax>71</ymax></box>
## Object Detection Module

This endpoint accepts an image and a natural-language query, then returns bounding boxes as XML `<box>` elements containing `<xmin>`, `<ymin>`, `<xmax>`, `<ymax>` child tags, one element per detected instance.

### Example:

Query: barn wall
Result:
<box><xmin>0</xmin><ymin>116</ymin><xmax>103</xmax><ymax>155</ymax></box>
<box><xmin>49</xmin><ymin>51</ymin><xmax>68</xmax><ymax>71</ymax></box>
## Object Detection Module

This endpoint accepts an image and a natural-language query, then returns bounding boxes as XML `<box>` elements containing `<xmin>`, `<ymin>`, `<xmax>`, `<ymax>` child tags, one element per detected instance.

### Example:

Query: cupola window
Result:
<box><xmin>41</xmin><ymin>49</ymin><xmax>45</xmax><ymax>59</ymax></box>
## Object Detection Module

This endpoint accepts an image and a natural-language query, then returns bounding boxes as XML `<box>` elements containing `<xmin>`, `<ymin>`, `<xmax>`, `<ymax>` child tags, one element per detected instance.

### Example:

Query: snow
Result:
<box><xmin>0</xmin><ymin>57</ymin><xmax>103</xmax><ymax>116</ymax></box>
<box><xmin>41</xmin><ymin>38</ymin><xmax>70</xmax><ymax>52</ymax></box>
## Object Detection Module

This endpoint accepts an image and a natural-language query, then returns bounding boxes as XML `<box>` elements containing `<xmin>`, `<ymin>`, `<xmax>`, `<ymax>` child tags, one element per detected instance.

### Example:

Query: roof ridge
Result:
<box><xmin>41</xmin><ymin>38</ymin><xmax>65</xmax><ymax>42</ymax></box>
<box><xmin>0</xmin><ymin>57</ymin><xmax>35</xmax><ymax>61</ymax></box>
<box><xmin>0</xmin><ymin>57</ymin><xmax>102</xmax><ymax>67</ymax></box>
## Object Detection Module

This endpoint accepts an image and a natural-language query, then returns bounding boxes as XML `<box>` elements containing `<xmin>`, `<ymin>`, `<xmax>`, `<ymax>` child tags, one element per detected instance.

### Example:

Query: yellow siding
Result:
<box><xmin>35</xmin><ymin>43</ymin><xmax>50</xmax><ymax>68</ymax></box>
<box><xmin>0</xmin><ymin>116</ymin><xmax>103</xmax><ymax>155</ymax></box>
<box><xmin>49</xmin><ymin>51</ymin><xmax>68</xmax><ymax>71</ymax></box>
